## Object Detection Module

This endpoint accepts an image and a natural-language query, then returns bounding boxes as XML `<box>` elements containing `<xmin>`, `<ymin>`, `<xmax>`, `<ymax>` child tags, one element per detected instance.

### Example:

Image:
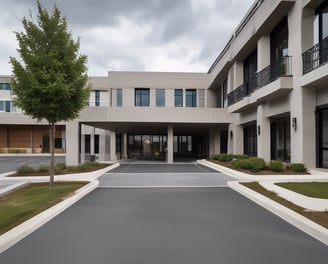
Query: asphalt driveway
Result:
<box><xmin>0</xmin><ymin>187</ymin><xmax>327</xmax><ymax>264</ymax></box>
<box><xmin>99</xmin><ymin>162</ymin><xmax>234</xmax><ymax>187</ymax></box>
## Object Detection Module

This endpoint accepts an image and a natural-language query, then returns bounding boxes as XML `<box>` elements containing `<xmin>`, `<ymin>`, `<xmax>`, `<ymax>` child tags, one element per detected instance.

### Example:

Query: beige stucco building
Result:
<box><xmin>1</xmin><ymin>0</ymin><xmax>328</xmax><ymax>169</ymax></box>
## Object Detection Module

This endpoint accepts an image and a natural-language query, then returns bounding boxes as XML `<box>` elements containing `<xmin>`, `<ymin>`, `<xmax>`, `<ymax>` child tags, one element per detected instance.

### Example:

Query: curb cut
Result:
<box><xmin>228</xmin><ymin>181</ymin><xmax>328</xmax><ymax>246</ymax></box>
<box><xmin>0</xmin><ymin>180</ymin><xmax>99</xmax><ymax>254</ymax></box>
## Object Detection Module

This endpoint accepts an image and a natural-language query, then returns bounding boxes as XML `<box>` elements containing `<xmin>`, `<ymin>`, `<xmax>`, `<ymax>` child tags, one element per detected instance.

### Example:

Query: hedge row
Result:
<box><xmin>209</xmin><ymin>153</ymin><xmax>307</xmax><ymax>173</ymax></box>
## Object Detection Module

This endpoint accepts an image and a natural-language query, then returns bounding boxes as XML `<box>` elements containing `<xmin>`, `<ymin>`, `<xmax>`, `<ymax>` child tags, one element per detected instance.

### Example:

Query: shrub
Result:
<box><xmin>288</xmin><ymin>163</ymin><xmax>307</xmax><ymax>173</ymax></box>
<box><xmin>217</xmin><ymin>153</ymin><xmax>228</xmax><ymax>162</ymax></box>
<box><xmin>37</xmin><ymin>165</ymin><xmax>49</xmax><ymax>173</ymax></box>
<box><xmin>56</xmin><ymin>162</ymin><xmax>67</xmax><ymax>171</ymax></box>
<box><xmin>209</xmin><ymin>154</ymin><xmax>219</xmax><ymax>160</ymax></box>
<box><xmin>234</xmin><ymin>154</ymin><xmax>250</xmax><ymax>160</ymax></box>
<box><xmin>16</xmin><ymin>165</ymin><xmax>35</xmax><ymax>175</ymax></box>
<box><xmin>77</xmin><ymin>161</ymin><xmax>94</xmax><ymax>171</ymax></box>
<box><xmin>234</xmin><ymin>157</ymin><xmax>265</xmax><ymax>172</ymax></box>
<box><xmin>226</xmin><ymin>154</ymin><xmax>235</xmax><ymax>162</ymax></box>
<box><xmin>269</xmin><ymin>160</ymin><xmax>284</xmax><ymax>172</ymax></box>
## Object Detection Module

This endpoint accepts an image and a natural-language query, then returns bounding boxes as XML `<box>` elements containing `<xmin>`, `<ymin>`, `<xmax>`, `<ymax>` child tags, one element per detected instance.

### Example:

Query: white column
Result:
<box><xmin>80</xmin><ymin>134</ymin><xmax>85</xmax><ymax>164</ymax></box>
<box><xmin>209</xmin><ymin>127</ymin><xmax>220</xmax><ymax>155</ymax></box>
<box><xmin>110</xmin><ymin>130</ymin><xmax>116</xmax><ymax>162</ymax></box>
<box><xmin>123</xmin><ymin>132</ymin><xmax>128</xmax><ymax>159</ymax></box>
<box><xmin>228</xmin><ymin>114</ymin><xmax>243</xmax><ymax>154</ymax></box>
<box><xmin>167</xmin><ymin>125</ymin><xmax>174</xmax><ymax>164</ymax></box>
<box><xmin>257</xmin><ymin>104</ymin><xmax>270</xmax><ymax>161</ymax></box>
<box><xmin>66</xmin><ymin>121</ymin><xmax>80</xmax><ymax>166</ymax></box>
<box><xmin>90</xmin><ymin>127</ymin><xmax>95</xmax><ymax>155</ymax></box>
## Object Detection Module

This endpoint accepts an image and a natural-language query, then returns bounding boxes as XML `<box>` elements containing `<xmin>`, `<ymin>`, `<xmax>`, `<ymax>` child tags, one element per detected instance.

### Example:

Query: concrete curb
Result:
<box><xmin>0</xmin><ymin>181</ymin><xmax>29</xmax><ymax>197</ymax></box>
<box><xmin>228</xmin><ymin>181</ymin><xmax>328</xmax><ymax>246</ymax></box>
<box><xmin>0</xmin><ymin>180</ymin><xmax>99</xmax><ymax>254</ymax></box>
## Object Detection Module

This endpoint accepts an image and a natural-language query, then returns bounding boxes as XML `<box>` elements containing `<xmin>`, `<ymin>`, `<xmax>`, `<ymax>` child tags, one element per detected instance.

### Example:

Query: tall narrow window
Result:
<box><xmin>175</xmin><ymin>89</ymin><xmax>183</xmax><ymax>107</ymax></box>
<box><xmin>156</xmin><ymin>89</ymin><xmax>165</xmax><ymax>107</ymax></box>
<box><xmin>198</xmin><ymin>89</ymin><xmax>205</xmax><ymax>108</ymax></box>
<box><xmin>271</xmin><ymin>117</ymin><xmax>290</xmax><ymax>162</ymax></box>
<box><xmin>222</xmin><ymin>78</ymin><xmax>228</xmax><ymax>108</ymax></box>
<box><xmin>95</xmin><ymin>90</ymin><xmax>100</xmax><ymax>107</ymax></box>
<box><xmin>94</xmin><ymin>135</ymin><xmax>99</xmax><ymax>154</ymax></box>
<box><xmin>135</xmin><ymin>88</ymin><xmax>150</xmax><ymax>106</ymax></box>
<box><xmin>0</xmin><ymin>83</ymin><xmax>10</xmax><ymax>90</ymax></box>
<box><xmin>244</xmin><ymin>125</ymin><xmax>257</xmax><ymax>157</ymax></box>
<box><xmin>244</xmin><ymin>49</ymin><xmax>257</xmax><ymax>95</ymax></box>
<box><xmin>186</xmin><ymin>89</ymin><xmax>196</xmax><ymax>107</ymax></box>
<box><xmin>117</xmin><ymin>89</ymin><xmax>122</xmax><ymax>107</ymax></box>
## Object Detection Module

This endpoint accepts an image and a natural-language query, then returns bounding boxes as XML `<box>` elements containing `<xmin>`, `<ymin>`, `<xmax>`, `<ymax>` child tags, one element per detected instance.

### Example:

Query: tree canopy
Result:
<box><xmin>10</xmin><ymin>1</ymin><xmax>90</xmax><ymax>123</ymax></box>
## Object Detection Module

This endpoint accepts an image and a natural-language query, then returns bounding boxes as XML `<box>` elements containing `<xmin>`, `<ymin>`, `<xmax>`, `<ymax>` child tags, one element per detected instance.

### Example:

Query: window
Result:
<box><xmin>174</xmin><ymin>89</ymin><xmax>183</xmax><ymax>107</ymax></box>
<box><xmin>135</xmin><ymin>88</ymin><xmax>150</xmax><ymax>106</ymax></box>
<box><xmin>271</xmin><ymin>16</ymin><xmax>288</xmax><ymax>63</ymax></box>
<box><xmin>156</xmin><ymin>89</ymin><xmax>165</xmax><ymax>107</ymax></box>
<box><xmin>0</xmin><ymin>83</ymin><xmax>10</xmax><ymax>90</ymax></box>
<box><xmin>55</xmin><ymin>138</ymin><xmax>62</xmax><ymax>148</ymax></box>
<box><xmin>186</xmin><ymin>89</ymin><xmax>196</xmax><ymax>107</ymax></box>
<box><xmin>244</xmin><ymin>125</ymin><xmax>257</xmax><ymax>157</ymax></box>
<box><xmin>316</xmin><ymin>107</ymin><xmax>328</xmax><ymax>168</ymax></box>
<box><xmin>0</xmin><ymin>101</ymin><xmax>5</xmax><ymax>112</ymax></box>
<box><xmin>222</xmin><ymin>79</ymin><xmax>228</xmax><ymax>108</ymax></box>
<box><xmin>271</xmin><ymin>117</ymin><xmax>290</xmax><ymax>162</ymax></box>
<box><xmin>198</xmin><ymin>89</ymin><xmax>205</xmax><ymax>108</ymax></box>
<box><xmin>85</xmin><ymin>135</ymin><xmax>91</xmax><ymax>153</ymax></box>
<box><xmin>94</xmin><ymin>135</ymin><xmax>99</xmax><ymax>154</ymax></box>
<box><xmin>316</xmin><ymin>2</ymin><xmax>328</xmax><ymax>41</ymax></box>
<box><xmin>244</xmin><ymin>49</ymin><xmax>258</xmax><ymax>95</ymax></box>
<box><xmin>117</xmin><ymin>89</ymin><xmax>122</xmax><ymax>107</ymax></box>
<box><xmin>95</xmin><ymin>90</ymin><xmax>100</xmax><ymax>107</ymax></box>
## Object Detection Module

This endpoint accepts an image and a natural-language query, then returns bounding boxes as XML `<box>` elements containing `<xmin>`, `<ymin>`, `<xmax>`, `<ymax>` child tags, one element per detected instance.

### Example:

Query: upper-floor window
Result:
<box><xmin>174</xmin><ymin>89</ymin><xmax>183</xmax><ymax>107</ymax></box>
<box><xmin>316</xmin><ymin>1</ymin><xmax>328</xmax><ymax>42</ymax></box>
<box><xmin>186</xmin><ymin>89</ymin><xmax>196</xmax><ymax>107</ymax></box>
<box><xmin>117</xmin><ymin>89</ymin><xmax>122</xmax><ymax>107</ymax></box>
<box><xmin>271</xmin><ymin>16</ymin><xmax>288</xmax><ymax>63</ymax></box>
<box><xmin>156</xmin><ymin>89</ymin><xmax>165</xmax><ymax>107</ymax></box>
<box><xmin>222</xmin><ymin>78</ymin><xmax>228</xmax><ymax>108</ymax></box>
<box><xmin>135</xmin><ymin>88</ymin><xmax>150</xmax><ymax>107</ymax></box>
<box><xmin>244</xmin><ymin>49</ymin><xmax>257</xmax><ymax>95</ymax></box>
<box><xmin>95</xmin><ymin>90</ymin><xmax>100</xmax><ymax>107</ymax></box>
<box><xmin>0</xmin><ymin>83</ymin><xmax>10</xmax><ymax>90</ymax></box>
<box><xmin>0</xmin><ymin>101</ymin><xmax>5</xmax><ymax>111</ymax></box>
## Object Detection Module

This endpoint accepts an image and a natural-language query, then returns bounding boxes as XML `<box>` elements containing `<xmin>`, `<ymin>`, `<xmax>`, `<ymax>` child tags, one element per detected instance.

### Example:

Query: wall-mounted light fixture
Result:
<box><xmin>257</xmin><ymin>125</ymin><xmax>261</xmax><ymax>136</ymax></box>
<box><xmin>292</xmin><ymin>117</ymin><xmax>297</xmax><ymax>131</ymax></box>
<box><xmin>230</xmin><ymin>130</ymin><xmax>233</xmax><ymax>139</ymax></box>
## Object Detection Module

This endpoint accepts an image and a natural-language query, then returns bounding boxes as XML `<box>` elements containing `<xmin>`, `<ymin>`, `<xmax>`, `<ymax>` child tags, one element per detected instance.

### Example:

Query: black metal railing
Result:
<box><xmin>303</xmin><ymin>36</ymin><xmax>328</xmax><ymax>74</ymax></box>
<box><xmin>227</xmin><ymin>56</ymin><xmax>292</xmax><ymax>106</ymax></box>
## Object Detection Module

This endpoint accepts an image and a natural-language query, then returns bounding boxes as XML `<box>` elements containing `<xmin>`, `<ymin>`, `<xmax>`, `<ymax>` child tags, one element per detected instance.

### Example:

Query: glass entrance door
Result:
<box><xmin>317</xmin><ymin>108</ymin><xmax>328</xmax><ymax>168</ymax></box>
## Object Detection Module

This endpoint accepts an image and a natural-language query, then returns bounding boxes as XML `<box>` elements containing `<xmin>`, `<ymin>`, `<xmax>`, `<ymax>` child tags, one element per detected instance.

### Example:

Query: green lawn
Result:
<box><xmin>242</xmin><ymin>182</ymin><xmax>328</xmax><ymax>228</ymax></box>
<box><xmin>276</xmin><ymin>182</ymin><xmax>328</xmax><ymax>199</ymax></box>
<box><xmin>0</xmin><ymin>182</ymin><xmax>87</xmax><ymax>235</ymax></box>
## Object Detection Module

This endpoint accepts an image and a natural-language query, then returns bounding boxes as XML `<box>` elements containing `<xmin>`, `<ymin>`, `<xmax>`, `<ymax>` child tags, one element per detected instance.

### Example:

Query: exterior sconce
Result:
<box><xmin>230</xmin><ymin>130</ymin><xmax>233</xmax><ymax>139</ymax></box>
<box><xmin>257</xmin><ymin>125</ymin><xmax>261</xmax><ymax>135</ymax></box>
<box><xmin>292</xmin><ymin>117</ymin><xmax>297</xmax><ymax>131</ymax></box>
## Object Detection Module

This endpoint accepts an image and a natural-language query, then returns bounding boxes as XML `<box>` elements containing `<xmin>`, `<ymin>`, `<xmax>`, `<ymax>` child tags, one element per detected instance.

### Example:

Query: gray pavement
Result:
<box><xmin>1</xmin><ymin>187</ymin><xmax>327</xmax><ymax>264</ymax></box>
<box><xmin>99</xmin><ymin>162</ymin><xmax>233</xmax><ymax>187</ymax></box>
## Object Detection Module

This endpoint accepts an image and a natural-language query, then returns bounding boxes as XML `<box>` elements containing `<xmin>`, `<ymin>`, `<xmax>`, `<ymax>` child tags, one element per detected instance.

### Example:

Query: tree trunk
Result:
<box><xmin>49</xmin><ymin>122</ymin><xmax>55</xmax><ymax>187</ymax></box>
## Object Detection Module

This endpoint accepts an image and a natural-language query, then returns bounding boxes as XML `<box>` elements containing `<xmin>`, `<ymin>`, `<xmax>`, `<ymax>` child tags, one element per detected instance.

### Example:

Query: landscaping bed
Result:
<box><xmin>0</xmin><ymin>182</ymin><xmax>88</xmax><ymax>235</ymax></box>
<box><xmin>241</xmin><ymin>182</ymin><xmax>328</xmax><ymax>229</ymax></box>
<box><xmin>10</xmin><ymin>162</ymin><xmax>110</xmax><ymax>177</ymax></box>
<box><xmin>209</xmin><ymin>153</ymin><xmax>308</xmax><ymax>175</ymax></box>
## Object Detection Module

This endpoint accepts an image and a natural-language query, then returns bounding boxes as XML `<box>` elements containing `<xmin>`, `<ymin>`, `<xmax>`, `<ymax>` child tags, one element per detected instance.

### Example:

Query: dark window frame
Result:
<box><xmin>185</xmin><ymin>89</ymin><xmax>197</xmax><ymax>107</ymax></box>
<box><xmin>135</xmin><ymin>88</ymin><xmax>150</xmax><ymax>107</ymax></box>
<box><xmin>174</xmin><ymin>89</ymin><xmax>183</xmax><ymax>107</ymax></box>
<box><xmin>95</xmin><ymin>90</ymin><xmax>100</xmax><ymax>107</ymax></box>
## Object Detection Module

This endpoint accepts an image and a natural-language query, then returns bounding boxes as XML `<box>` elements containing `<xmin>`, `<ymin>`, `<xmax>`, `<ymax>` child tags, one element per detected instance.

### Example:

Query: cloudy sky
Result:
<box><xmin>0</xmin><ymin>0</ymin><xmax>254</xmax><ymax>76</ymax></box>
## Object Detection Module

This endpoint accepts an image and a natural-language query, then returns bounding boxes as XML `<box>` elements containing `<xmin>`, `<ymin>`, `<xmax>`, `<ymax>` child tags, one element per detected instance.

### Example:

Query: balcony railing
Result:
<box><xmin>303</xmin><ymin>36</ymin><xmax>328</xmax><ymax>74</ymax></box>
<box><xmin>227</xmin><ymin>56</ymin><xmax>292</xmax><ymax>106</ymax></box>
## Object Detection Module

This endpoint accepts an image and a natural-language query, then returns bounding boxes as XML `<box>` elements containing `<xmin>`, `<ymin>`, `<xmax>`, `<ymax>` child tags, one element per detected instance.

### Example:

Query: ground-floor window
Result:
<box><xmin>271</xmin><ymin>116</ymin><xmax>290</xmax><ymax>162</ymax></box>
<box><xmin>128</xmin><ymin>135</ymin><xmax>167</xmax><ymax>160</ymax></box>
<box><xmin>243</xmin><ymin>124</ymin><xmax>257</xmax><ymax>157</ymax></box>
<box><xmin>316</xmin><ymin>107</ymin><xmax>328</xmax><ymax>168</ymax></box>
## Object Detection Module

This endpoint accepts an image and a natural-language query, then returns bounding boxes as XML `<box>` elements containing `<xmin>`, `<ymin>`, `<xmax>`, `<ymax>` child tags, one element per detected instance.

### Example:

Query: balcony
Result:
<box><xmin>303</xmin><ymin>37</ymin><xmax>328</xmax><ymax>75</ymax></box>
<box><xmin>228</xmin><ymin>56</ymin><xmax>292</xmax><ymax>108</ymax></box>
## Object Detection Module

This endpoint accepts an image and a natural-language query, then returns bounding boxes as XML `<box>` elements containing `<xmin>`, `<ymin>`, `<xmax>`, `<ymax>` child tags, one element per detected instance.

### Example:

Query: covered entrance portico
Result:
<box><xmin>66</xmin><ymin>121</ymin><xmax>228</xmax><ymax>165</ymax></box>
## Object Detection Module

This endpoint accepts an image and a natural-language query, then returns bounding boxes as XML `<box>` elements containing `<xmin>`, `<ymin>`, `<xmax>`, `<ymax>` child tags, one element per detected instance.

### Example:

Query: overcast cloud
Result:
<box><xmin>0</xmin><ymin>0</ymin><xmax>254</xmax><ymax>76</ymax></box>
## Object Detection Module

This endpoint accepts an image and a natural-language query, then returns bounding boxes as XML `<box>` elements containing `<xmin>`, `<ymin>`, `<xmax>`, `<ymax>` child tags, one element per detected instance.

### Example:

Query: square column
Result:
<box><xmin>110</xmin><ymin>130</ymin><xmax>117</xmax><ymax>162</ymax></box>
<box><xmin>66</xmin><ymin>121</ymin><xmax>80</xmax><ymax>166</ymax></box>
<box><xmin>209</xmin><ymin>127</ymin><xmax>220</xmax><ymax>155</ymax></box>
<box><xmin>167</xmin><ymin>125</ymin><xmax>174</xmax><ymax>164</ymax></box>
<box><xmin>257</xmin><ymin>104</ymin><xmax>270</xmax><ymax>161</ymax></box>
<box><xmin>80</xmin><ymin>134</ymin><xmax>86</xmax><ymax>164</ymax></box>
<box><xmin>123</xmin><ymin>132</ymin><xmax>128</xmax><ymax>159</ymax></box>
<box><xmin>228</xmin><ymin>114</ymin><xmax>243</xmax><ymax>154</ymax></box>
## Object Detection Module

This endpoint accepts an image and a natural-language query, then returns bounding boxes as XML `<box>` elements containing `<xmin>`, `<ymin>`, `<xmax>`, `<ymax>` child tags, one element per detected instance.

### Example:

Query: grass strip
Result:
<box><xmin>241</xmin><ymin>182</ymin><xmax>328</xmax><ymax>229</ymax></box>
<box><xmin>276</xmin><ymin>182</ymin><xmax>328</xmax><ymax>199</ymax></box>
<box><xmin>0</xmin><ymin>182</ymin><xmax>87</xmax><ymax>235</ymax></box>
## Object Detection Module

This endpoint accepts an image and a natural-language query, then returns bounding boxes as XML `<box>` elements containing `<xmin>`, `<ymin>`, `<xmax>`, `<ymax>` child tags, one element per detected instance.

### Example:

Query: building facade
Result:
<box><xmin>1</xmin><ymin>0</ymin><xmax>328</xmax><ymax>169</ymax></box>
